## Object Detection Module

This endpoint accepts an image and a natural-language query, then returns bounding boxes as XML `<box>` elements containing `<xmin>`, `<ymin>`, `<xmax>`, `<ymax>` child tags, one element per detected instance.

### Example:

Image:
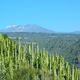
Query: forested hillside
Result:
<box><xmin>5</xmin><ymin>32</ymin><xmax>80</xmax><ymax>67</ymax></box>
<box><xmin>0</xmin><ymin>33</ymin><xmax>79</xmax><ymax>80</ymax></box>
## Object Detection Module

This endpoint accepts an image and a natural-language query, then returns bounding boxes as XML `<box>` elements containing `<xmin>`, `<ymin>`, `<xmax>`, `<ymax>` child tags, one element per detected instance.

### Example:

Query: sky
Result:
<box><xmin>0</xmin><ymin>0</ymin><xmax>80</xmax><ymax>32</ymax></box>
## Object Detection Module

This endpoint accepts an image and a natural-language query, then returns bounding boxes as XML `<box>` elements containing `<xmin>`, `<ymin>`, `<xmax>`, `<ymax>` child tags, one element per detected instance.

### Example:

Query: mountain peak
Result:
<box><xmin>0</xmin><ymin>24</ymin><xmax>53</xmax><ymax>33</ymax></box>
<box><xmin>6</xmin><ymin>25</ymin><xmax>17</xmax><ymax>28</ymax></box>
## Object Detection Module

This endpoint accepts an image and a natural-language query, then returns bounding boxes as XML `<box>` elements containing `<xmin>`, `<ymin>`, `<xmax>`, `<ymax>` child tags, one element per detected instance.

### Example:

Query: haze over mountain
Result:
<box><xmin>0</xmin><ymin>24</ymin><xmax>53</xmax><ymax>33</ymax></box>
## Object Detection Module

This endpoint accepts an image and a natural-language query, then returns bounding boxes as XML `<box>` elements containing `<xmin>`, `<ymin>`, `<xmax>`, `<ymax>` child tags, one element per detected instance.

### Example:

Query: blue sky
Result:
<box><xmin>0</xmin><ymin>0</ymin><xmax>80</xmax><ymax>32</ymax></box>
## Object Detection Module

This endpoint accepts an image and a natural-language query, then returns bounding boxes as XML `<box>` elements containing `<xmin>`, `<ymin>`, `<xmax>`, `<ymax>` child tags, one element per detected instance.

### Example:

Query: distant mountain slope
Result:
<box><xmin>71</xmin><ymin>31</ymin><xmax>80</xmax><ymax>34</ymax></box>
<box><xmin>0</xmin><ymin>24</ymin><xmax>53</xmax><ymax>33</ymax></box>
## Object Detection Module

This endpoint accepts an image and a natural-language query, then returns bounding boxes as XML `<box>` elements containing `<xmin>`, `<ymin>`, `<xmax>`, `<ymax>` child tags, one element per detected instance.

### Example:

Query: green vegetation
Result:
<box><xmin>79</xmin><ymin>69</ymin><xmax>80</xmax><ymax>80</ymax></box>
<box><xmin>6</xmin><ymin>32</ymin><xmax>80</xmax><ymax>68</ymax></box>
<box><xmin>0</xmin><ymin>33</ymin><xmax>79</xmax><ymax>80</ymax></box>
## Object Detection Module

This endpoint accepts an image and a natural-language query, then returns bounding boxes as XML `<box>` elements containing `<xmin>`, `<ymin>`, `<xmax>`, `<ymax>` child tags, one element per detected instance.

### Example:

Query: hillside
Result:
<box><xmin>0</xmin><ymin>33</ymin><xmax>79</xmax><ymax>80</ymax></box>
<box><xmin>4</xmin><ymin>32</ymin><xmax>80</xmax><ymax>68</ymax></box>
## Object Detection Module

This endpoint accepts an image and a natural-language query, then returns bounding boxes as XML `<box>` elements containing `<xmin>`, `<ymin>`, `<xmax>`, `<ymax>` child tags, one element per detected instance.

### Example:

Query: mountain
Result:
<box><xmin>0</xmin><ymin>24</ymin><xmax>53</xmax><ymax>33</ymax></box>
<box><xmin>71</xmin><ymin>31</ymin><xmax>80</xmax><ymax>34</ymax></box>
